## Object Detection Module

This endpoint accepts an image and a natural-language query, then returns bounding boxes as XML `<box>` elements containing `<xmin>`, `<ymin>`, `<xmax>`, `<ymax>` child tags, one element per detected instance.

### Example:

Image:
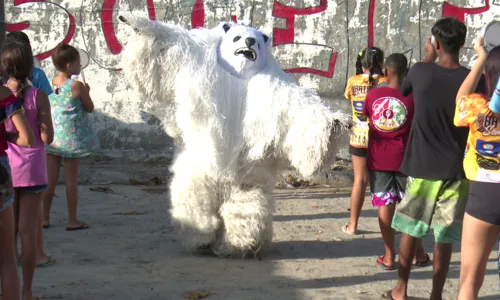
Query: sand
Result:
<box><xmin>29</xmin><ymin>182</ymin><xmax>499</xmax><ymax>300</ymax></box>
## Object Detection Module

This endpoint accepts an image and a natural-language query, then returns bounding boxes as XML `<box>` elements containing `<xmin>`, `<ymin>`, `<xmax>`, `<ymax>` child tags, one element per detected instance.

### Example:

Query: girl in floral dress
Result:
<box><xmin>42</xmin><ymin>43</ymin><xmax>99</xmax><ymax>231</ymax></box>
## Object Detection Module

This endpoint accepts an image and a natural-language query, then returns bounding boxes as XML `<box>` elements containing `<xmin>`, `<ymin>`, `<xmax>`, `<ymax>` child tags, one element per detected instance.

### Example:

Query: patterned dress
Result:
<box><xmin>45</xmin><ymin>78</ymin><xmax>99</xmax><ymax>158</ymax></box>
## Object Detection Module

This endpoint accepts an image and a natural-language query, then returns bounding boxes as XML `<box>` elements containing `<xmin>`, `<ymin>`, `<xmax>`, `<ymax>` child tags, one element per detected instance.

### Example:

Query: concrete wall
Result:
<box><xmin>4</xmin><ymin>0</ymin><xmax>500</xmax><ymax>159</ymax></box>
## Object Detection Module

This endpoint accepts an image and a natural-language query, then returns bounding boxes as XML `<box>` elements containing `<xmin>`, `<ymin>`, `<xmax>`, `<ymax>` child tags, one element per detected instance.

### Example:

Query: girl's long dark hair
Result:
<box><xmin>485</xmin><ymin>46</ymin><xmax>500</xmax><ymax>100</ymax></box>
<box><xmin>0</xmin><ymin>40</ymin><xmax>34</xmax><ymax>104</ymax></box>
<box><xmin>359</xmin><ymin>47</ymin><xmax>384</xmax><ymax>87</ymax></box>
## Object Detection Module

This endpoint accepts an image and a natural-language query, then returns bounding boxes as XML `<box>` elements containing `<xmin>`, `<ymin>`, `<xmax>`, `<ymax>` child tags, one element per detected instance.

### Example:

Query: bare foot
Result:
<box><xmin>342</xmin><ymin>224</ymin><xmax>357</xmax><ymax>235</ymax></box>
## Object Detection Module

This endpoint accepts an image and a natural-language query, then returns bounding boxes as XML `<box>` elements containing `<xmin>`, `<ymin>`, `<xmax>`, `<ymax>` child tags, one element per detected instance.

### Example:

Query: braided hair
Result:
<box><xmin>0</xmin><ymin>40</ymin><xmax>34</xmax><ymax>104</ymax></box>
<box><xmin>360</xmin><ymin>47</ymin><xmax>384</xmax><ymax>88</ymax></box>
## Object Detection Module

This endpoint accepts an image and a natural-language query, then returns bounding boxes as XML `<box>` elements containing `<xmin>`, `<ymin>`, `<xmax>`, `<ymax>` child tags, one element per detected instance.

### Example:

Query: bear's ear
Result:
<box><xmin>222</xmin><ymin>23</ymin><xmax>231</xmax><ymax>33</ymax></box>
<box><xmin>262</xmin><ymin>34</ymin><xmax>270</xmax><ymax>45</ymax></box>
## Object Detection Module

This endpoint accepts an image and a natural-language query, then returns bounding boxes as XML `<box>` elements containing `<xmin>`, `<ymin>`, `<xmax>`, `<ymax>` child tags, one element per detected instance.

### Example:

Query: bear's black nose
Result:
<box><xmin>245</xmin><ymin>37</ymin><xmax>256</xmax><ymax>47</ymax></box>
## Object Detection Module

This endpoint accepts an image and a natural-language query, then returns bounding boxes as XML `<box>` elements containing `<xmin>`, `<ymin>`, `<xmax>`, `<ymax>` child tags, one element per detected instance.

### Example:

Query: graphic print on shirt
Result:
<box><xmin>345</xmin><ymin>74</ymin><xmax>386</xmax><ymax>148</ymax></box>
<box><xmin>455</xmin><ymin>94</ymin><xmax>500</xmax><ymax>183</ymax></box>
<box><xmin>371</xmin><ymin>97</ymin><xmax>408</xmax><ymax>132</ymax></box>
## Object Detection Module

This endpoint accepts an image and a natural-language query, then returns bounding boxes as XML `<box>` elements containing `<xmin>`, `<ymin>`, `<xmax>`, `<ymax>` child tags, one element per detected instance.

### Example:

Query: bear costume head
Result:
<box><xmin>213</xmin><ymin>22</ymin><xmax>271</xmax><ymax>79</ymax></box>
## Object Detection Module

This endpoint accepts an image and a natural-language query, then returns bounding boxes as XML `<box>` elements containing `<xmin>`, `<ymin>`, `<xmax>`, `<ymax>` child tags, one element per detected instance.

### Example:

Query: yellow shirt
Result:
<box><xmin>344</xmin><ymin>74</ymin><xmax>387</xmax><ymax>148</ymax></box>
<box><xmin>454</xmin><ymin>94</ymin><xmax>500</xmax><ymax>183</ymax></box>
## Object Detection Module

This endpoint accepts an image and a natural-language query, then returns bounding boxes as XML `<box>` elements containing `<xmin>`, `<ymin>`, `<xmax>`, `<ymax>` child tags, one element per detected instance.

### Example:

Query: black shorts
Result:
<box><xmin>349</xmin><ymin>146</ymin><xmax>367</xmax><ymax>158</ymax></box>
<box><xmin>369</xmin><ymin>171</ymin><xmax>407</xmax><ymax>206</ymax></box>
<box><xmin>466</xmin><ymin>180</ymin><xmax>500</xmax><ymax>226</ymax></box>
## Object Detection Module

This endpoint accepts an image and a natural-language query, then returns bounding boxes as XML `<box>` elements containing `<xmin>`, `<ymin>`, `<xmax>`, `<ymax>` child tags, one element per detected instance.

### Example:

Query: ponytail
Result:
<box><xmin>16</xmin><ymin>77</ymin><xmax>28</xmax><ymax>105</ymax></box>
<box><xmin>355</xmin><ymin>50</ymin><xmax>365</xmax><ymax>75</ymax></box>
<box><xmin>365</xmin><ymin>47</ymin><xmax>384</xmax><ymax>88</ymax></box>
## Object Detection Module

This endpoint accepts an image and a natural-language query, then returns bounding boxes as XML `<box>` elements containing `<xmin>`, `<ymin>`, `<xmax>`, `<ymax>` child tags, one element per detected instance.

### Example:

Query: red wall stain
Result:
<box><xmin>6</xmin><ymin>0</ymin><xmax>76</xmax><ymax>61</ymax></box>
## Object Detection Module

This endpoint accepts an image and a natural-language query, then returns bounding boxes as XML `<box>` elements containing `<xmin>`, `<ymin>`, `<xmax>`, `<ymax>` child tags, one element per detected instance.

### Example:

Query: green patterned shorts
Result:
<box><xmin>391</xmin><ymin>177</ymin><xmax>469</xmax><ymax>243</ymax></box>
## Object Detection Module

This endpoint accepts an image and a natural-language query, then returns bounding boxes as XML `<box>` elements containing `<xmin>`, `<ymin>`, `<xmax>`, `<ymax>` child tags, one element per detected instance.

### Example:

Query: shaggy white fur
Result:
<box><xmin>119</xmin><ymin>15</ymin><xmax>352</xmax><ymax>257</ymax></box>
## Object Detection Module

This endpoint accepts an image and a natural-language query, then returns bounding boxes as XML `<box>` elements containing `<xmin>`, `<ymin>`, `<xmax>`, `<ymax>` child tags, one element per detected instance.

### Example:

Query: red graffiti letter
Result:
<box><xmin>101</xmin><ymin>0</ymin><xmax>156</xmax><ymax>54</ymax></box>
<box><xmin>442</xmin><ymin>0</ymin><xmax>490</xmax><ymax>22</ymax></box>
<box><xmin>191</xmin><ymin>0</ymin><xmax>205</xmax><ymax>28</ymax></box>
<box><xmin>272</xmin><ymin>0</ymin><xmax>336</xmax><ymax>78</ymax></box>
<box><xmin>368</xmin><ymin>0</ymin><xmax>376</xmax><ymax>47</ymax></box>
<box><xmin>272</xmin><ymin>0</ymin><xmax>327</xmax><ymax>45</ymax></box>
<box><xmin>6</xmin><ymin>0</ymin><xmax>76</xmax><ymax>60</ymax></box>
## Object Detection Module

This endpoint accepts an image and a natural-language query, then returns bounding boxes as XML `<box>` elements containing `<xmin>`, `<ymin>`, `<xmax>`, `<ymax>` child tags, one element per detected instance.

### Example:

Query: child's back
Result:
<box><xmin>5</xmin><ymin>87</ymin><xmax>47</xmax><ymax>187</ymax></box>
<box><xmin>46</xmin><ymin>78</ymin><xmax>98</xmax><ymax>157</ymax></box>
<box><xmin>363</xmin><ymin>86</ymin><xmax>414</xmax><ymax>171</ymax></box>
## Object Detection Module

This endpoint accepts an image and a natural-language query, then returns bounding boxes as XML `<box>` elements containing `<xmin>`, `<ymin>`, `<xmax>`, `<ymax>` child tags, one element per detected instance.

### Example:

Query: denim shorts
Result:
<box><xmin>17</xmin><ymin>184</ymin><xmax>48</xmax><ymax>193</ymax></box>
<box><xmin>0</xmin><ymin>155</ymin><xmax>14</xmax><ymax>211</ymax></box>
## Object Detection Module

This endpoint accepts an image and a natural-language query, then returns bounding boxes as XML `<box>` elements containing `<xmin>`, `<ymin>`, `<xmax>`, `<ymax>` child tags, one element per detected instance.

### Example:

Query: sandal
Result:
<box><xmin>66</xmin><ymin>222</ymin><xmax>89</xmax><ymax>231</ymax></box>
<box><xmin>17</xmin><ymin>256</ymin><xmax>56</xmax><ymax>268</ymax></box>
<box><xmin>413</xmin><ymin>253</ymin><xmax>431</xmax><ymax>267</ymax></box>
<box><xmin>376</xmin><ymin>256</ymin><xmax>395</xmax><ymax>271</ymax></box>
<box><xmin>381</xmin><ymin>290</ymin><xmax>395</xmax><ymax>299</ymax></box>
<box><xmin>342</xmin><ymin>224</ymin><xmax>357</xmax><ymax>235</ymax></box>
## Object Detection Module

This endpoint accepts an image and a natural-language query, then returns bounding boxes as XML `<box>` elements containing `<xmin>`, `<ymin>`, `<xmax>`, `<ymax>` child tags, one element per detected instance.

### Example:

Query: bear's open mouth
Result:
<box><xmin>234</xmin><ymin>48</ymin><xmax>257</xmax><ymax>61</ymax></box>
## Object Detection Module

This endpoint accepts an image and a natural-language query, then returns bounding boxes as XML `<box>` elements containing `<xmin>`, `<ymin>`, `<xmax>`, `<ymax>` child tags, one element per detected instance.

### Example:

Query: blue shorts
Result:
<box><xmin>17</xmin><ymin>184</ymin><xmax>48</xmax><ymax>193</ymax></box>
<box><xmin>0</xmin><ymin>155</ymin><xmax>14</xmax><ymax>211</ymax></box>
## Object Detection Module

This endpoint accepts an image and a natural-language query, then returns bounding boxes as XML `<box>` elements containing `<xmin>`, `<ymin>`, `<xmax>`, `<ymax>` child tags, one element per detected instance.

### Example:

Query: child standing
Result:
<box><xmin>6</xmin><ymin>31</ymin><xmax>56</xmax><ymax>270</ymax></box>
<box><xmin>3</xmin><ymin>39</ymin><xmax>54</xmax><ymax>300</ymax></box>
<box><xmin>343</xmin><ymin>47</ymin><xmax>386</xmax><ymax>235</ymax></box>
<box><xmin>42</xmin><ymin>43</ymin><xmax>99</xmax><ymax>231</ymax></box>
<box><xmin>362</xmin><ymin>53</ymin><xmax>427</xmax><ymax>270</ymax></box>
<box><xmin>454</xmin><ymin>39</ymin><xmax>500</xmax><ymax>299</ymax></box>
<box><xmin>0</xmin><ymin>50</ymin><xmax>36</xmax><ymax>300</ymax></box>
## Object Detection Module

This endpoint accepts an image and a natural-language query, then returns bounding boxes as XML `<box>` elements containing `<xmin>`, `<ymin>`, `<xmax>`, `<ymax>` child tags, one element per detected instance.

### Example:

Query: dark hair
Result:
<box><xmin>384</xmin><ymin>53</ymin><xmax>408</xmax><ymax>85</ymax></box>
<box><xmin>355</xmin><ymin>49</ymin><xmax>366</xmax><ymax>75</ymax></box>
<box><xmin>6</xmin><ymin>31</ymin><xmax>31</xmax><ymax>49</ymax></box>
<box><xmin>0</xmin><ymin>40</ymin><xmax>34</xmax><ymax>103</ymax></box>
<box><xmin>358</xmin><ymin>47</ymin><xmax>384</xmax><ymax>87</ymax></box>
<box><xmin>431</xmin><ymin>17</ymin><xmax>467</xmax><ymax>55</ymax></box>
<box><xmin>485</xmin><ymin>46</ymin><xmax>500</xmax><ymax>99</ymax></box>
<box><xmin>52</xmin><ymin>43</ymin><xmax>79</xmax><ymax>71</ymax></box>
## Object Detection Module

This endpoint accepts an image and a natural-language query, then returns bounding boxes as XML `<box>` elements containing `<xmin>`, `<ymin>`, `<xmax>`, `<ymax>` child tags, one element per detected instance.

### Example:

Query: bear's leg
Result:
<box><xmin>213</xmin><ymin>186</ymin><xmax>273</xmax><ymax>258</ymax></box>
<box><xmin>169</xmin><ymin>153</ymin><xmax>220</xmax><ymax>252</ymax></box>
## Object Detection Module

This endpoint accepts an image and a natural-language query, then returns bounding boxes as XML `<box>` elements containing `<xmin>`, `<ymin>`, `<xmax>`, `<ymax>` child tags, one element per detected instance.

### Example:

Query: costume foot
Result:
<box><xmin>413</xmin><ymin>253</ymin><xmax>430</xmax><ymax>267</ymax></box>
<box><xmin>342</xmin><ymin>224</ymin><xmax>357</xmax><ymax>235</ymax></box>
<box><xmin>376</xmin><ymin>256</ymin><xmax>395</xmax><ymax>271</ymax></box>
<box><xmin>66</xmin><ymin>221</ymin><xmax>89</xmax><ymax>231</ymax></box>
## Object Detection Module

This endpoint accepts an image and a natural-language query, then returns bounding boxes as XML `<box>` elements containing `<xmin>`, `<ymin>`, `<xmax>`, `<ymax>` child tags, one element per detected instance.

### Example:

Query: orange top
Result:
<box><xmin>344</xmin><ymin>74</ymin><xmax>387</xmax><ymax>148</ymax></box>
<box><xmin>454</xmin><ymin>93</ymin><xmax>500</xmax><ymax>183</ymax></box>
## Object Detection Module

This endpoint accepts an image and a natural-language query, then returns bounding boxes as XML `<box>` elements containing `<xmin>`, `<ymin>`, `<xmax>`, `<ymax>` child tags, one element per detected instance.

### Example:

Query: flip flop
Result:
<box><xmin>342</xmin><ymin>224</ymin><xmax>357</xmax><ymax>235</ymax></box>
<box><xmin>376</xmin><ymin>256</ymin><xmax>395</xmax><ymax>271</ymax></box>
<box><xmin>37</xmin><ymin>256</ymin><xmax>56</xmax><ymax>268</ymax></box>
<box><xmin>17</xmin><ymin>256</ymin><xmax>56</xmax><ymax>268</ymax></box>
<box><xmin>381</xmin><ymin>290</ymin><xmax>395</xmax><ymax>299</ymax></box>
<box><xmin>66</xmin><ymin>222</ymin><xmax>89</xmax><ymax>231</ymax></box>
<box><xmin>413</xmin><ymin>253</ymin><xmax>431</xmax><ymax>267</ymax></box>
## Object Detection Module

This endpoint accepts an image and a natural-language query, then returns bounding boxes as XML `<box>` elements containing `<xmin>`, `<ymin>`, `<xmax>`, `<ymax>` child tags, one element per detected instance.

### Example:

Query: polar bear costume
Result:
<box><xmin>119</xmin><ymin>15</ymin><xmax>352</xmax><ymax>257</ymax></box>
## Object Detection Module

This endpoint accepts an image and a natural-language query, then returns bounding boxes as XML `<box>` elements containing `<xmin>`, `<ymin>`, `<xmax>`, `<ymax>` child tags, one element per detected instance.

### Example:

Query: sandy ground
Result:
<box><xmin>29</xmin><ymin>183</ymin><xmax>499</xmax><ymax>300</ymax></box>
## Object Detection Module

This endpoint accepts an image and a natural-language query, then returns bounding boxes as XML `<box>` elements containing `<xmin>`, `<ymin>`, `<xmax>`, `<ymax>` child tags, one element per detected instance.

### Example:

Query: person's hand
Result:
<box><xmin>474</xmin><ymin>35</ymin><xmax>487</xmax><ymax>60</ymax></box>
<box><xmin>424</xmin><ymin>37</ymin><xmax>437</xmax><ymax>62</ymax></box>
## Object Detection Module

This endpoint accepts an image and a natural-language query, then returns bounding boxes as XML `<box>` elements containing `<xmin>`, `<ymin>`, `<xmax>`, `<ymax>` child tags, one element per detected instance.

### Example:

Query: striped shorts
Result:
<box><xmin>391</xmin><ymin>177</ymin><xmax>469</xmax><ymax>243</ymax></box>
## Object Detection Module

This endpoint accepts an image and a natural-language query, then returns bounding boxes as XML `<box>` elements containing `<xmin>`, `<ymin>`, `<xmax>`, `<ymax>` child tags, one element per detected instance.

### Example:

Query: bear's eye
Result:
<box><xmin>233</xmin><ymin>36</ymin><xmax>241</xmax><ymax>42</ymax></box>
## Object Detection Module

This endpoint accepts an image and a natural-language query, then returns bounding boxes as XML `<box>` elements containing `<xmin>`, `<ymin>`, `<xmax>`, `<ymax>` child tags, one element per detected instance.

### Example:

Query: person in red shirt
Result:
<box><xmin>363</xmin><ymin>53</ymin><xmax>426</xmax><ymax>270</ymax></box>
